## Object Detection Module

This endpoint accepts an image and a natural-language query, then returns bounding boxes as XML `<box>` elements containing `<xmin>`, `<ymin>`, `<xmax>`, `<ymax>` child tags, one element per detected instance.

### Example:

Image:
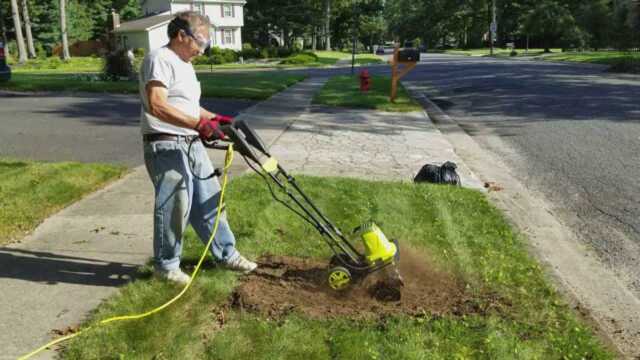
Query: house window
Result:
<box><xmin>223</xmin><ymin>4</ymin><xmax>234</xmax><ymax>17</ymax></box>
<box><xmin>223</xmin><ymin>29</ymin><xmax>234</xmax><ymax>45</ymax></box>
<box><xmin>194</xmin><ymin>3</ymin><xmax>205</xmax><ymax>14</ymax></box>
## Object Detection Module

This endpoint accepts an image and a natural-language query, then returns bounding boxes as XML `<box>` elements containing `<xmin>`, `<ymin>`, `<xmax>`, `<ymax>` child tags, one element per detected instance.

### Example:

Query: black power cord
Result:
<box><xmin>187</xmin><ymin>137</ymin><xmax>222</xmax><ymax>181</ymax></box>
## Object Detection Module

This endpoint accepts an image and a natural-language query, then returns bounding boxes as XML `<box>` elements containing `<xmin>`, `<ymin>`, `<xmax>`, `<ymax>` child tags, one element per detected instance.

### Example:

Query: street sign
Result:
<box><xmin>490</xmin><ymin>22</ymin><xmax>497</xmax><ymax>34</ymax></box>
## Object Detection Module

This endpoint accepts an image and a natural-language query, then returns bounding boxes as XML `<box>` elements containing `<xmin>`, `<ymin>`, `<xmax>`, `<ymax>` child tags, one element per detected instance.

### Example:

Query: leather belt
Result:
<box><xmin>143</xmin><ymin>133</ymin><xmax>199</xmax><ymax>142</ymax></box>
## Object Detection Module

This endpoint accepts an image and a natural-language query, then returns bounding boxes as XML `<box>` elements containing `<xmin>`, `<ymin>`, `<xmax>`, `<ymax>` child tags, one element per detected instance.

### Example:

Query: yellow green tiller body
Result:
<box><xmin>212</xmin><ymin>120</ymin><xmax>404</xmax><ymax>298</ymax></box>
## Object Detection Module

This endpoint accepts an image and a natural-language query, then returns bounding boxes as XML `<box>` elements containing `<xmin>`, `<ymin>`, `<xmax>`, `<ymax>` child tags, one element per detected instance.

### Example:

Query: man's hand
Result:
<box><xmin>212</xmin><ymin>114</ymin><xmax>234</xmax><ymax>124</ymax></box>
<box><xmin>195</xmin><ymin>118</ymin><xmax>226</xmax><ymax>141</ymax></box>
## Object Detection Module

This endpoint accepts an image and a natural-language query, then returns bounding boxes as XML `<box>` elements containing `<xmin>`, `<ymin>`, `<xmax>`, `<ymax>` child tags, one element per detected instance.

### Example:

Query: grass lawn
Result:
<box><xmin>60</xmin><ymin>175</ymin><xmax>612</xmax><ymax>359</ymax></box>
<box><xmin>314</xmin><ymin>51</ymin><xmax>385</xmax><ymax>65</ymax></box>
<box><xmin>8</xmin><ymin>57</ymin><xmax>105</xmax><ymax>73</ymax></box>
<box><xmin>540</xmin><ymin>51</ymin><xmax>637</xmax><ymax>64</ymax></box>
<box><xmin>0</xmin><ymin>72</ymin><xmax>306</xmax><ymax>100</ymax></box>
<box><xmin>444</xmin><ymin>48</ymin><xmax>562</xmax><ymax>57</ymax></box>
<box><xmin>0</xmin><ymin>158</ymin><xmax>126</xmax><ymax>245</ymax></box>
<box><xmin>313</xmin><ymin>75</ymin><xmax>422</xmax><ymax>112</ymax></box>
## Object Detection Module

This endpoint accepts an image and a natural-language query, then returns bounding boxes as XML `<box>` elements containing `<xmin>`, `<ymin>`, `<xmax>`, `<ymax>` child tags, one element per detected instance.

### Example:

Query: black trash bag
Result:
<box><xmin>414</xmin><ymin>161</ymin><xmax>461</xmax><ymax>186</ymax></box>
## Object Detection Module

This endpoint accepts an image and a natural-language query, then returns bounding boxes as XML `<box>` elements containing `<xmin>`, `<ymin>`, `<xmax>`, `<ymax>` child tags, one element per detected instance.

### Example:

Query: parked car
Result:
<box><xmin>375</xmin><ymin>46</ymin><xmax>385</xmax><ymax>55</ymax></box>
<box><xmin>0</xmin><ymin>42</ymin><xmax>11</xmax><ymax>82</ymax></box>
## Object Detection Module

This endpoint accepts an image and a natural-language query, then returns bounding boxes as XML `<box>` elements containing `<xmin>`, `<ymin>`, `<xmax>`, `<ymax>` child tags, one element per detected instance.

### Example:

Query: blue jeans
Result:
<box><xmin>143</xmin><ymin>137</ymin><xmax>238</xmax><ymax>271</ymax></box>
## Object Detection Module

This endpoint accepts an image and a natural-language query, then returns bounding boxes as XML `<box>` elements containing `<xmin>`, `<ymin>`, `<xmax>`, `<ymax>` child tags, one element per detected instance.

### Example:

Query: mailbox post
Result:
<box><xmin>390</xmin><ymin>45</ymin><xmax>418</xmax><ymax>102</ymax></box>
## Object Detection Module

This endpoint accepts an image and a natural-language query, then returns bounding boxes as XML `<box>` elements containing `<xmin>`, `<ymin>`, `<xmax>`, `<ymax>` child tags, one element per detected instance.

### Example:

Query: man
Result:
<box><xmin>139</xmin><ymin>11</ymin><xmax>257</xmax><ymax>284</ymax></box>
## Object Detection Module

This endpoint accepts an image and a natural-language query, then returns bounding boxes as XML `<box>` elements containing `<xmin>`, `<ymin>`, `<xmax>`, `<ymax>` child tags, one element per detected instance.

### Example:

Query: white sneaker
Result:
<box><xmin>224</xmin><ymin>254</ymin><xmax>258</xmax><ymax>274</ymax></box>
<box><xmin>155</xmin><ymin>268</ymin><xmax>191</xmax><ymax>285</ymax></box>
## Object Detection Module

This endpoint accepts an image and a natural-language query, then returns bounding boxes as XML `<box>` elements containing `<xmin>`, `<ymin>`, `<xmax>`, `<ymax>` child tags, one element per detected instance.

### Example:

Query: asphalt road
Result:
<box><xmin>402</xmin><ymin>54</ymin><xmax>640</xmax><ymax>294</ymax></box>
<box><xmin>0</xmin><ymin>92</ymin><xmax>255</xmax><ymax>167</ymax></box>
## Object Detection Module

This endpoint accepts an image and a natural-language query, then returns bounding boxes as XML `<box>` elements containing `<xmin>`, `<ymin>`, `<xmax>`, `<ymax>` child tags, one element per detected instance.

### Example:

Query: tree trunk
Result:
<box><xmin>59</xmin><ymin>0</ymin><xmax>70</xmax><ymax>60</ymax></box>
<box><xmin>10</xmin><ymin>0</ymin><xmax>27</xmax><ymax>63</ymax></box>
<box><xmin>0</xmin><ymin>3</ymin><xmax>9</xmax><ymax>56</ymax></box>
<box><xmin>312</xmin><ymin>26</ymin><xmax>317</xmax><ymax>51</ymax></box>
<box><xmin>21</xmin><ymin>0</ymin><xmax>36</xmax><ymax>58</ymax></box>
<box><xmin>324</xmin><ymin>0</ymin><xmax>331</xmax><ymax>50</ymax></box>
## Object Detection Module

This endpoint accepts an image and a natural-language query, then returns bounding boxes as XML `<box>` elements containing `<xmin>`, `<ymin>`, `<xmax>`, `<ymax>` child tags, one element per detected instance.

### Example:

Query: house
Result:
<box><xmin>113</xmin><ymin>0</ymin><xmax>246</xmax><ymax>52</ymax></box>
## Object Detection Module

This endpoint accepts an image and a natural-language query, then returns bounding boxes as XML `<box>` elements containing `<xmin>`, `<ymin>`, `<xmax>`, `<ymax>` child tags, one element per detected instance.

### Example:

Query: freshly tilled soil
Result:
<box><xmin>231</xmin><ymin>249</ymin><xmax>479</xmax><ymax>319</ymax></box>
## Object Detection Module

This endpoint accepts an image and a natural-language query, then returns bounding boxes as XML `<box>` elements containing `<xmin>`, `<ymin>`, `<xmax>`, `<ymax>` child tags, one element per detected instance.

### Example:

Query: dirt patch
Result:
<box><xmin>231</xmin><ymin>248</ymin><xmax>481</xmax><ymax>319</ymax></box>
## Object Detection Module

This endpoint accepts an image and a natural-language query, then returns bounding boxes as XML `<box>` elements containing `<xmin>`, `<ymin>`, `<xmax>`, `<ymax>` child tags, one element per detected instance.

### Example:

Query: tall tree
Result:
<box><xmin>59</xmin><ymin>0</ymin><xmax>69</xmax><ymax>59</ymax></box>
<box><xmin>21</xmin><ymin>0</ymin><xmax>35</xmax><ymax>58</ymax></box>
<box><xmin>0</xmin><ymin>2</ymin><xmax>8</xmax><ymax>55</ymax></box>
<box><xmin>9</xmin><ymin>0</ymin><xmax>26</xmax><ymax>62</ymax></box>
<box><xmin>324</xmin><ymin>0</ymin><xmax>331</xmax><ymax>50</ymax></box>
<box><xmin>522</xmin><ymin>1</ymin><xmax>577</xmax><ymax>52</ymax></box>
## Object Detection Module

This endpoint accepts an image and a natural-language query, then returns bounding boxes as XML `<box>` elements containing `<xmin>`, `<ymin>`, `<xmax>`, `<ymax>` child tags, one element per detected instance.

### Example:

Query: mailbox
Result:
<box><xmin>398</xmin><ymin>48</ymin><xmax>420</xmax><ymax>62</ymax></box>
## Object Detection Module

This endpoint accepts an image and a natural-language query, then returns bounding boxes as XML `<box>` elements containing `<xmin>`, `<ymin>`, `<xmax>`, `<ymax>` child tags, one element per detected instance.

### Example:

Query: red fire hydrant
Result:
<box><xmin>359</xmin><ymin>69</ymin><xmax>371</xmax><ymax>92</ymax></box>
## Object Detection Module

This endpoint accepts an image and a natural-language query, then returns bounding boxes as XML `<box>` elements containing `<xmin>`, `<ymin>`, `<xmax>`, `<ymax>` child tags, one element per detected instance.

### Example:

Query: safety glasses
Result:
<box><xmin>181</xmin><ymin>28</ymin><xmax>210</xmax><ymax>54</ymax></box>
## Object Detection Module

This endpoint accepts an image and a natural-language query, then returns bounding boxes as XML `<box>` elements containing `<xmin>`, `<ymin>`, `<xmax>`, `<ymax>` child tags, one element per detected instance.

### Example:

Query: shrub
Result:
<box><xmin>609</xmin><ymin>57</ymin><xmax>640</xmax><ymax>73</ymax></box>
<box><xmin>47</xmin><ymin>57</ymin><xmax>62</xmax><ymax>69</ymax></box>
<box><xmin>276</xmin><ymin>47</ymin><xmax>294</xmax><ymax>58</ymax></box>
<box><xmin>267</xmin><ymin>46</ymin><xmax>278</xmax><ymax>58</ymax></box>
<box><xmin>239</xmin><ymin>48</ymin><xmax>259</xmax><ymax>59</ymax></box>
<box><xmin>35</xmin><ymin>43</ymin><xmax>47</xmax><ymax>59</ymax></box>
<box><xmin>510</xmin><ymin>50</ymin><xmax>518</xmax><ymax>57</ymax></box>
<box><xmin>192</xmin><ymin>55</ymin><xmax>210</xmax><ymax>65</ymax></box>
<box><xmin>103</xmin><ymin>49</ymin><xmax>135</xmax><ymax>81</ymax></box>
<box><xmin>193</xmin><ymin>47</ymin><xmax>239</xmax><ymax>65</ymax></box>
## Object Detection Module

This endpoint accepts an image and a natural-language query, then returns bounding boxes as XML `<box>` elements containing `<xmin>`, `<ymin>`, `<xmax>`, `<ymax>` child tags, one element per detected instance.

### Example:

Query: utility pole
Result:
<box><xmin>490</xmin><ymin>0</ymin><xmax>496</xmax><ymax>56</ymax></box>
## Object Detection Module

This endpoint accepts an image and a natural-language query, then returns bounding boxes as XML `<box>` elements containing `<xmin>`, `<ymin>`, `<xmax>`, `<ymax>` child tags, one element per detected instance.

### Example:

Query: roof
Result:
<box><xmin>114</xmin><ymin>13</ymin><xmax>174</xmax><ymax>33</ymax></box>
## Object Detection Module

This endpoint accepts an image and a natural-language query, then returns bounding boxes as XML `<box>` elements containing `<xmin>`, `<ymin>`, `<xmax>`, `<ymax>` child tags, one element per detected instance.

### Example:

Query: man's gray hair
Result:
<box><xmin>167</xmin><ymin>11</ymin><xmax>211</xmax><ymax>39</ymax></box>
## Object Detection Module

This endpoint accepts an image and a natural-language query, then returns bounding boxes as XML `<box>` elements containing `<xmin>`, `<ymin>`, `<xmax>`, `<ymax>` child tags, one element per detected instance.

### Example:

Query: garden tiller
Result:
<box><xmin>206</xmin><ymin>119</ymin><xmax>404</xmax><ymax>296</ymax></box>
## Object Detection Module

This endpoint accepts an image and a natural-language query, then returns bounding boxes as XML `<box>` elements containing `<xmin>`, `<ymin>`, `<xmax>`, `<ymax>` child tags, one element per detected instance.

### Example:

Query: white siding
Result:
<box><xmin>148</xmin><ymin>26</ymin><xmax>170</xmax><ymax>51</ymax></box>
<box><xmin>205</xmin><ymin>3</ymin><xmax>244</xmax><ymax>27</ymax></box>
<box><xmin>170</xmin><ymin>3</ymin><xmax>192</xmax><ymax>13</ymax></box>
<box><xmin>126</xmin><ymin>1</ymin><xmax>245</xmax><ymax>52</ymax></box>
<box><xmin>119</xmin><ymin>32</ymin><xmax>150</xmax><ymax>51</ymax></box>
<box><xmin>212</xmin><ymin>27</ymin><xmax>241</xmax><ymax>50</ymax></box>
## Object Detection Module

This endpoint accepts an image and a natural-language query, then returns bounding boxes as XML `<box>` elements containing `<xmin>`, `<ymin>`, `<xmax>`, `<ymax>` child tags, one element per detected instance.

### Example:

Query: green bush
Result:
<box><xmin>239</xmin><ymin>48</ymin><xmax>260</xmax><ymax>59</ymax></box>
<box><xmin>35</xmin><ymin>43</ymin><xmax>47</xmax><ymax>59</ymax></box>
<box><xmin>192</xmin><ymin>55</ymin><xmax>210</xmax><ymax>65</ymax></box>
<box><xmin>609</xmin><ymin>57</ymin><xmax>640</xmax><ymax>73</ymax></box>
<box><xmin>510</xmin><ymin>50</ymin><xmax>518</xmax><ymax>57</ymax></box>
<box><xmin>267</xmin><ymin>47</ymin><xmax>278</xmax><ymax>58</ymax></box>
<box><xmin>103</xmin><ymin>49</ymin><xmax>135</xmax><ymax>81</ymax></box>
<box><xmin>47</xmin><ymin>57</ymin><xmax>62</xmax><ymax>69</ymax></box>
<box><xmin>276</xmin><ymin>47</ymin><xmax>294</xmax><ymax>58</ymax></box>
<box><xmin>192</xmin><ymin>47</ymin><xmax>239</xmax><ymax>65</ymax></box>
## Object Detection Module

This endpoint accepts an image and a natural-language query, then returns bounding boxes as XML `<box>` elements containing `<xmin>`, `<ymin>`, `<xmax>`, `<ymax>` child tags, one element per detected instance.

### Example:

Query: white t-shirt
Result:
<box><xmin>139</xmin><ymin>46</ymin><xmax>200</xmax><ymax>136</ymax></box>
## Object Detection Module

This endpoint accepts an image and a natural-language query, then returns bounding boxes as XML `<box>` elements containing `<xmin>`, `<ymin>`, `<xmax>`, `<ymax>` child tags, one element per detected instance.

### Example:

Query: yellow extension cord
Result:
<box><xmin>19</xmin><ymin>144</ymin><xmax>235</xmax><ymax>360</ymax></box>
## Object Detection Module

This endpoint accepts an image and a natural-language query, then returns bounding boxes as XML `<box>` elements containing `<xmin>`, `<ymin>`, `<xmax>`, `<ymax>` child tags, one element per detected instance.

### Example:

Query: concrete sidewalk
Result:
<box><xmin>270</xmin><ymin>106</ymin><xmax>483</xmax><ymax>188</ymax></box>
<box><xmin>0</xmin><ymin>77</ymin><xmax>328</xmax><ymax>360</ymax></box>
<box><xmin>0</xmin><ymin>76</ymin><xmax>479</xmax><ymax>359</ymax></box>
